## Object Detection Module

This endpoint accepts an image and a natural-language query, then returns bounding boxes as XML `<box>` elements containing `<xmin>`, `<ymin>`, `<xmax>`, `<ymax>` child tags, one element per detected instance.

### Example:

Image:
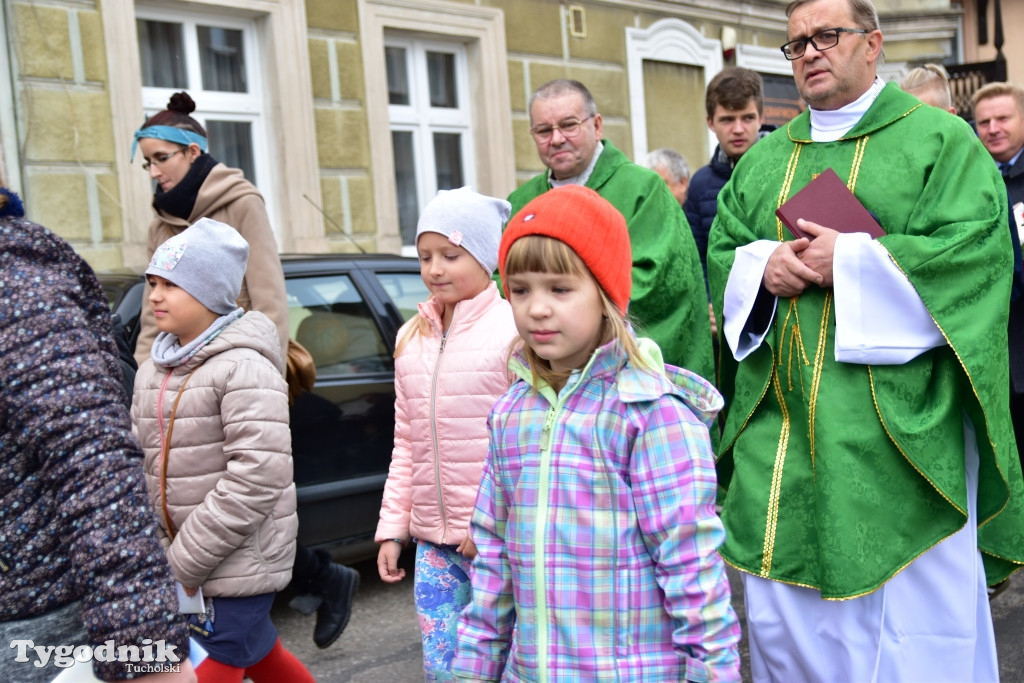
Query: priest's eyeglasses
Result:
<box><xmin>780</xmin><ymin>27</ymin><xmax>868</xmax><ymax>60</ymax></box>
<box><xmin>530</xmin><ymin>115</ymin><xmax>594</xmax><ymax>142</ymax></box>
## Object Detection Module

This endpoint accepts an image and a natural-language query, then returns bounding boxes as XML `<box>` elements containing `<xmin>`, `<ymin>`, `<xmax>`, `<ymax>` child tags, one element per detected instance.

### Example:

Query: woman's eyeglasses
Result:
<box><xmin>141</xmin><ymin>150</ymin><xmax>183</xmax><ymax>171</ymax></box>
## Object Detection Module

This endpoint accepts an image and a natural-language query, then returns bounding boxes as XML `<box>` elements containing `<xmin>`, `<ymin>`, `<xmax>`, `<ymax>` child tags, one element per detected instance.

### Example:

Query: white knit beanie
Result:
<box><xmin>145</xmin><ymin>217</ymin><xmax>249</xmax><ymax>314</ymax></box>
<box><xmin>415</xmin><ymin>187</ymin><xmax>511</xmax><ymax>274</ymax></box>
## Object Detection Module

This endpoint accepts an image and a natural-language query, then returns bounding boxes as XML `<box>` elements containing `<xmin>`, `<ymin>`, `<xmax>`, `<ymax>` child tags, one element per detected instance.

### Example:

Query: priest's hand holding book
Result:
<box><xmin>765</xmin><ymin>224</ymin><xmax>827</xmax><ymax>297</ymax></box>
<box><xmin>766</xmin><ymin>167</ymin><xmax>886</xmax><ymax>296</ymax></box>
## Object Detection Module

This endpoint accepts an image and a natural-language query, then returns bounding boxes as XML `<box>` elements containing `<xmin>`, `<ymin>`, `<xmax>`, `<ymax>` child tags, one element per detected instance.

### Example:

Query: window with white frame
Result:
<box><xmin>135</xmin><ymin>7</ymin><xmax>272</xmax><ymax>206</ymax></box>
<box><xmin>385</xmin><ymin>36</ymin><xmax>474</xmax><ymax>250</ymax></box>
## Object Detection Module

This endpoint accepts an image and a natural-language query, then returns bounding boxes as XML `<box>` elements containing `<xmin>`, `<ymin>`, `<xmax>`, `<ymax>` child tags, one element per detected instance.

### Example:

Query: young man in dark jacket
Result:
<box><xmin>684</xmin><ymin>67</ymin><xmax>773</xmax><ymax>294</ymax></box>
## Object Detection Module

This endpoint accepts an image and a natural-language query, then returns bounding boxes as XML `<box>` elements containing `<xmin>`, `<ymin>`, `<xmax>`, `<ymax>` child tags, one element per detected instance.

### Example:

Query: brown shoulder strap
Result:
<box><xmin>160</xmin><ymin>362</ymin><xmax>206</xmax><ymax>541</ymax></box>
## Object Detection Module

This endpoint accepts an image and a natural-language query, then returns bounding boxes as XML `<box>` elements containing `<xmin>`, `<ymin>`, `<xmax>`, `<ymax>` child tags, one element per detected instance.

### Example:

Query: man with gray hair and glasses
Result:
<box><xmin>508</xmin><ymin>79</ymin><xmax>713</xmax><ymax>380</ymax></box>
<box><xmin>708</xmin><ymin>0</ymin><xmax>1024</xmax><ymax>680</ymax></box>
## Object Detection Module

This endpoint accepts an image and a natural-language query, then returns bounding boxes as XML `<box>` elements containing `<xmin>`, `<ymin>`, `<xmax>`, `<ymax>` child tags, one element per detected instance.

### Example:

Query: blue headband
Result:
<box><xmin>131</xmin><ymin>125</ymin><xmax>208</xmax><ymax>161</ymax></box>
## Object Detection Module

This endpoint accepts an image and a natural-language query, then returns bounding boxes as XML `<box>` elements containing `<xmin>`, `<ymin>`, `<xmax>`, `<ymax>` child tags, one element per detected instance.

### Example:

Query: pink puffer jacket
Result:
<box><xmin>376</xmin><ymin>282</ymin><xmax>517</xmax><ymax>547</ymax></box>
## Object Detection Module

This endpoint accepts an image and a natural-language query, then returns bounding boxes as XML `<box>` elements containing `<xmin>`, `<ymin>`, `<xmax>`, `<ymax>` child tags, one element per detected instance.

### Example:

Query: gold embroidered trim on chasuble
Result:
<box><xmin>760</xmin><ymin>139</ymin><xmax>870</xmax><ymax>577</ymax></box>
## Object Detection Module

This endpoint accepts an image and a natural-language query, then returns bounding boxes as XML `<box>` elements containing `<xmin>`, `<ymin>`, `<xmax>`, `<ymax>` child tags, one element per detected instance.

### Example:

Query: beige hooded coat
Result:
<box><xmin>132</xmin><ymin>311</ymin><xmax>297</xmax><ymax>597</ymax></box>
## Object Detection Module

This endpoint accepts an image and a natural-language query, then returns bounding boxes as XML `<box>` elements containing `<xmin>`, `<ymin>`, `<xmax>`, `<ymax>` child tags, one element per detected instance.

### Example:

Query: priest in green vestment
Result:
<box><xmin>508</xmin><ymin>79</ymin><xmax>713</xmax><ymax>380</ymax></box>
<box><xmin>707</xmin><ymin>0</ymin><xmax>1024</xmax><ymax>679</ymax></box>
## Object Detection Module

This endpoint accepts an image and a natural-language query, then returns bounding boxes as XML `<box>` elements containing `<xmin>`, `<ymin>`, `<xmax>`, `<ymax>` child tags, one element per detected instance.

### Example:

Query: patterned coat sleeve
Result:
<box><xmin>630</xmin><ymin>396</ymin><xmax>740</xmax><ymax>683</ymax></box>
<box><xmin>0</xmin><ymin>218</ymin><xmax>189</xmax><ymax>681</ymax></box>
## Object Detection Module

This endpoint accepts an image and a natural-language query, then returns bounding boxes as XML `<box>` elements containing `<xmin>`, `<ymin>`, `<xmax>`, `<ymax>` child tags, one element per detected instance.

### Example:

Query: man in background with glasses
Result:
<box><xmin>708</xmin><ymin>0</ymin><xmax>1024</xmax><ymax>680</ymax></box>
<box><xmin>974</xmin><ymin>81</ymin><xmax>1024</xmax><ymax>491</ymax></box>
<box><xmin>506</xmin><ymin>79</ymin><xmax>713</xmax><ymax>383</ymax></box>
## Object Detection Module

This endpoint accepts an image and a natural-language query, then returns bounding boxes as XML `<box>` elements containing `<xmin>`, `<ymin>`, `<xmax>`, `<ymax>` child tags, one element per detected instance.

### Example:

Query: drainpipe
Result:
<box><xmin>993</xmin><ymin>0</ymin><xmax>1007</xmax><ymax>80</ymax></box>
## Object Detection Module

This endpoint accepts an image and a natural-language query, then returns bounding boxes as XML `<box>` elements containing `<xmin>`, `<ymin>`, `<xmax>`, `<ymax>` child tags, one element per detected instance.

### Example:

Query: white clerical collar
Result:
<box><xmin>809</xmin><ymin>78</ymin><xmax>885</xmax><ymax>142</ymax></box>
<box><xmin>549</xmin><ymin>141</ymin><xmax>604</xmax><ymax>187</ymax></box>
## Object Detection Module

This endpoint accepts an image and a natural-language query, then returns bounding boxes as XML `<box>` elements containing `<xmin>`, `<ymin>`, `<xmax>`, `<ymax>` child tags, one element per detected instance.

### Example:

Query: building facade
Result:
<box><xmin>957</xmin><ymin>0</ymin><xmax>1021</xmax><ymax>85</ymax></box>
<box><xmin>0</xmin><ymin>0</ymin><xmax>967</xmax><ymax>271</ymax></box>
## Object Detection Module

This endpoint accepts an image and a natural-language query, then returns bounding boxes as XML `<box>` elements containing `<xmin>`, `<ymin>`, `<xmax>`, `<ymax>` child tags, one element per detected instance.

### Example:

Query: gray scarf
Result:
<box><xmin>151</xmin><ymin>308</ymin><xmax>244</xmax><ymax>367</ymax></box>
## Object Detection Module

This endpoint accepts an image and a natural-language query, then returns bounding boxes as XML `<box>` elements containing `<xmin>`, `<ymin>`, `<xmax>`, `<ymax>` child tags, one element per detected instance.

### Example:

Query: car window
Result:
<box><xmin>373</xmin><ymin>271</ymin><xmax>429</xmax><ymax>321</ymax></box>
<box><xmin>101</xmin><ymin>279</ymin><xmax>145</xmax><ymax>346</ymax></box>
<box><xmin>286</xmin><ymin>274</ymin><xmax>393</xmax><ymax>375</ymax></box>
<box><xmin>101</xmin><ymin>283</ymin><xmax>122</xmax><ymax>311</ymax></box>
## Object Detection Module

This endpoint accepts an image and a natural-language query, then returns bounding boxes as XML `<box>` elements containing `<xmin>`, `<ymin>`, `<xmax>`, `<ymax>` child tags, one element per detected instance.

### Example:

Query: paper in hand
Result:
<box><xmin>176</xmin><ymin>582</ymin><xmax>205</xmax><ymax>613</ymax></box>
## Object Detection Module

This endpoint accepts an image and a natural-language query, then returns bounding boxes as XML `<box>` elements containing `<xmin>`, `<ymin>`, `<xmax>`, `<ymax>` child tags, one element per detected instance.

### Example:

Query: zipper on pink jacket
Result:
<box><xmin>429</xmin><ymin>306</ymin><xmax>458</xmax><ymax>545</ymax></box>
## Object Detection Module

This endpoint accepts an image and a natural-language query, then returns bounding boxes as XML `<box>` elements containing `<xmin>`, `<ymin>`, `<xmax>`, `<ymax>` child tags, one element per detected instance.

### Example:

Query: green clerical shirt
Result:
<box><xmin>708</xmin><ymin>82</ymin><xmax>1024</xmax><ymax>598</ymax></box>
<box><xmin>509</xmin><ymin>140</ymin><xmax>714</xmax><ymax>381</ymax></box>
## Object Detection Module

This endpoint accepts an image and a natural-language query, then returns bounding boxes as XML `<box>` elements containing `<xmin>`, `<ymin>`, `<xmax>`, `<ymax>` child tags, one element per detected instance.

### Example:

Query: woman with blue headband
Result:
<box><xmin>132</xmin><ymin>91</ymin><xmax>361</xmax><ymax>656</ymax></box>
<box><xmin>132</xmin><ymin>91</ymin><xmax>289</xmax><ymax>366</ymax></box>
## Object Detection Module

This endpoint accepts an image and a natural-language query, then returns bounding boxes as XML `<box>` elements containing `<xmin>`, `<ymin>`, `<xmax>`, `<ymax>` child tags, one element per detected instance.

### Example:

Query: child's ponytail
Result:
<box><xmin>393</xmin><ymin>314</ymin><xmax>432</xmax><ymax>358</ymax></box>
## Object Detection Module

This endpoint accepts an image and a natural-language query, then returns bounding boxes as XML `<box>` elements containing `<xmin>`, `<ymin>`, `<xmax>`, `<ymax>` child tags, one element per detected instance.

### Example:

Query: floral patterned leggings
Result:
<box><xmin>413</xmin><ymin>539</ymin><xmax>472</xmax><ymax>682</ymax></box>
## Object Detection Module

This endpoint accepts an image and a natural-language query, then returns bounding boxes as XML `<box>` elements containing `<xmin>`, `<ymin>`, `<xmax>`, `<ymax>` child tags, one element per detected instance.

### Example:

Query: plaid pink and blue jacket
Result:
<box><xmin>453</xmin><ymin>340</ymin><xmax>740</xmax><ymax>682</ymax></box>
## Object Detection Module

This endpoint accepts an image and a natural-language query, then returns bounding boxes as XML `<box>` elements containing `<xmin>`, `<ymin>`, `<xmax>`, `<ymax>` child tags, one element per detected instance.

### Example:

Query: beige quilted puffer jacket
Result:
<box><xmin>132</xmin><ymin>311</ymin><xmax>297</xmax><ymax>597</ymax></box>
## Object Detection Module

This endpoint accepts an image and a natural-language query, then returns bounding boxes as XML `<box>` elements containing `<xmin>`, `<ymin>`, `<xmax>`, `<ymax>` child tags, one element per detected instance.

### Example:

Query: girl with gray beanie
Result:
<box><xmin>134</xmin><ymin>93</ymin><xmax>359</xmax><ymax>653</ymax></box>
<box><xmin>131</xmin><ymin>217</ymin><xmax>313</xmax><ymax>682</ymax></box>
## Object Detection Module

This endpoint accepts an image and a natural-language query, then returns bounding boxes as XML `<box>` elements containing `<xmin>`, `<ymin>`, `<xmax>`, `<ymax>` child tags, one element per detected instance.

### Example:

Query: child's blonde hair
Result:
<box><xmin>394</xmin><ymin>314</ymin><xmax>431</xmax><ymax>359</ymax></box>
<box><xmin>503</xmin><ymin>235</ymin><xmax>652</xmax><ymax>389</ymax></box>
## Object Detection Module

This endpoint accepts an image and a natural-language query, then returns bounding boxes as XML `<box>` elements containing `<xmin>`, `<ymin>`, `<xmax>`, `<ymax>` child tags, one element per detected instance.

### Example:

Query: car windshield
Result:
<box><xmin>375</xmin><ymin>271</ymin><xmax>429</xmax><ymax>321</ymax></box>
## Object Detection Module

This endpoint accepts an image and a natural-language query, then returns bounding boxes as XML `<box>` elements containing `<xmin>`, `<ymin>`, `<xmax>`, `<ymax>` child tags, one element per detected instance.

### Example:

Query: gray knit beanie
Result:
<box><xmin>145</xmin><ymin>217</ymin><xmax>249</xmax><ymax>314</ymax></box>
<box><xmin>415</xmin><ymin>187</ymin><xmax>511</xmax><ymax>274</ymax></box>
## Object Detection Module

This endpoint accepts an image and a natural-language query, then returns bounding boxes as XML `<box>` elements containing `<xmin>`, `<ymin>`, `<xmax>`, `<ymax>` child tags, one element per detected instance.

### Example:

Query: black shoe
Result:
<box><xmin>313</xmin><ymin>563</ymin><xmax>360</xmax><ymax>648</ymax></box>
<box><xmin>988</xmin><ymin>577</ymin><xmax>1011</xmax><ymax>601</ymax></box>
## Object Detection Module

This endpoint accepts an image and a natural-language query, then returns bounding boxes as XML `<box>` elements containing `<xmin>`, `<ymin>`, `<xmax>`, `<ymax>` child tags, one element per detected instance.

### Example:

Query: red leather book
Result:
<box><xmin>776</xmin><ymin>167</ymin><xmax>885</xmax><ymax>240</ymax></box>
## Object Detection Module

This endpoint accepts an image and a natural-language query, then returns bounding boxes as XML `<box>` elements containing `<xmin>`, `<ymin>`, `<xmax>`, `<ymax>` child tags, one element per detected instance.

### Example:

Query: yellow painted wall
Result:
<box><xmin>0</xmin><ymin>0</ymin><xmax>977</xmax><ymax>269</ymax></box>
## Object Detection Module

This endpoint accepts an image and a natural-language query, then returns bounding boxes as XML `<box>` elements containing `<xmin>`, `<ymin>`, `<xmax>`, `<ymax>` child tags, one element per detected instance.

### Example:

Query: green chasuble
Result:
<box><xmin>508</xmin><ymin>140</ymin><xmax>713</xmax><ymax>381</ymax></box>
<box><xmin>708</xmin><ymin>82</ymin><xmax>1024</xmax><ymax>598</ymax></box>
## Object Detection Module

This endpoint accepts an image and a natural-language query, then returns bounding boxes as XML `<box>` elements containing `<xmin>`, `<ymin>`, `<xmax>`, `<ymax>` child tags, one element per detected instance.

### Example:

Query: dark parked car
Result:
<box><xmin>100</xmin><ymin>253</ymin><xmax>428</xmax><ymax>563</ymax></box>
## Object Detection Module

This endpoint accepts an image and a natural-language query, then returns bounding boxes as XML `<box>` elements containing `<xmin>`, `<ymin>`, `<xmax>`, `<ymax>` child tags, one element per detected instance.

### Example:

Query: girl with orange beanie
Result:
<box><xmin>453</xmin><ymin>185</ymin><xmax>740</xmax><ymax>681</ymax></box>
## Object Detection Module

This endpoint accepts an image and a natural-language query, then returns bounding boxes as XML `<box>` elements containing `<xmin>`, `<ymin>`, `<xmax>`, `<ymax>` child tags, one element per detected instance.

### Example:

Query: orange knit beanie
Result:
<box><xmin>499</xmin><ymin>185</ymin><xmax>632</xmax><ymax>313</ymax></box>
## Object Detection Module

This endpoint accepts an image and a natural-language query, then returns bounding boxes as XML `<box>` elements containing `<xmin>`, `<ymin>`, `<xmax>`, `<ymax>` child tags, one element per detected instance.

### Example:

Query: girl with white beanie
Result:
<box><xmin>375</xmin><ymin>187</ymin><xmax>518</xmax><ymax>681</ymax></box>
